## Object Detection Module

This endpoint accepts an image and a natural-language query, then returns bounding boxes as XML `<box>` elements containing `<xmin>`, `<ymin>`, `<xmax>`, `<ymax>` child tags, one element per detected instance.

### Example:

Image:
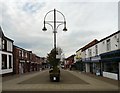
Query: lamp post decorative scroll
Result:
<box><xmin>42</xmin><ymin>9</ymin><xmax>67</xmax><ymax>60</ymax></box>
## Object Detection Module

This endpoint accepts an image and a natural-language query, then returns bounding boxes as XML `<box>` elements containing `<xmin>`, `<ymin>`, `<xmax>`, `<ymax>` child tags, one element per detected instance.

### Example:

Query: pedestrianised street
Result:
<box><xmin>0</xmin><ymin>1</ymin><xmax>120</xmax><ymax>93</ymax></box>
<box><xmin>2</xmin><ymin>69</ymin><xmax>119</xmax><ymax>93</ymax></box>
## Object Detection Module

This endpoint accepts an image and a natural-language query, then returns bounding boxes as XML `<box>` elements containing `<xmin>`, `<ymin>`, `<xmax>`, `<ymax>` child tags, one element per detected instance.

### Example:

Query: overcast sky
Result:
<box><xmin>0</xmin><ymin>0</ymin><xmax>119</xmax><ymax>58</ymax></box>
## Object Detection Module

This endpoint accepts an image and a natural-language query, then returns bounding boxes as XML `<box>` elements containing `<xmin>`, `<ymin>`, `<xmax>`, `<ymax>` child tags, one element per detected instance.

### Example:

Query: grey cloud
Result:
<box><xmin>22</xmin><ymin>2</ymin><xmax>45</xmax><ymax>13</ymax></box>
<box><xmin>1</xmin><ymin>1</ymin><xmax>118</xmax><ymax>57</ymax></box>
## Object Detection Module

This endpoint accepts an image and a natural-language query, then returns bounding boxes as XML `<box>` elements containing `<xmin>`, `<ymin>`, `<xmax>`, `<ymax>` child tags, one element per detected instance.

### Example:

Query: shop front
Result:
<box><xmin>19</xmin><ymin>60</ymin><xmax>25</xmax><ymax>74</ymax></box>
<box><xmin>100</xmin><ymin>49</ymin><xmax>120</xmax><ymax>80</ymax></box>
<box><xmin>26</xmin><ymin>61</ymin><xmax>30</xmax><ymax>72</ymax></box>
<box><xmin>82</xmin><ymin>58</ymin><xmax>91</xmax><ymax>73</ymax></box>
<box><xmin>91</xmin><ymin>55</ymin><xmax>101</xmax><ymax>76</ymax></box>
<box><xmin>82</xmin><ymin>56</ymin><xmax>101</xmax><ymax>75</ymax></box>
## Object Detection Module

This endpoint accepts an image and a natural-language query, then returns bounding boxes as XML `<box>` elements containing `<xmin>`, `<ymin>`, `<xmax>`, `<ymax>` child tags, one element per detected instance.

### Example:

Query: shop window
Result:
<box><xmin>9</xmin><ymin>55</ymin><xmax>12</xmax><ymax>68</ymax></box>
<box><xmin>103</xmin><ymin>62</ymin><xmax>118</xmax><ymax>74</ymax></box>
<box><xmin>2</xmin><ymin>54</ymin><xmax>7</xmax><ymax>69</ymax></box>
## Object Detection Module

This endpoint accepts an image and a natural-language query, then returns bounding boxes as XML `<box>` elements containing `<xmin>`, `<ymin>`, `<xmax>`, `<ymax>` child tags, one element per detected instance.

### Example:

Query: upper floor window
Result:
<box><xmin>30</xmin><ymin>53</ymin><xmax>32</xmax><ymax>60</ymax></box>
<box><xmin>25</xmin><ymin>52</ymin><xmax>27</xmax><ymax>58</ymax></box>
<box><xmin>88</xmin><ymin>49</ymin><xmax>92</xmax><ymax>57</ymax></box>
<box><xmin>106</xmin><ymin>39</ymin><xmax>111</xmax><ymax>51</ymax></box>
<box><xmin>2</xmin><ymin>39</ymin><xmax>7</xmax><ymax>51</ymax></box>
<box><xmin>95</xmin><ymin>45</ymin><xmax>98</xmax><ymax>55</ymax></box>
<box><xmin>22</xmin><ymin>50</ymin><xmax>24</xmax><ymax>58</ymax></box>
<box><xmin>7</xmin><ymin>41</ymin><xmax>13</xmax><ymax>52</ymax></box>
<box><xmin>19</xmin><ymin>50</ymin><xmax>22</xmax><ymax>57</ymax></box>
<box><xmin>2</xmin><ymin>40</ymin><xmax>5</xmax><ymax>49</ymax></box>
<box><xmin>0</xmin><ymin>38</ymin><xmax>2</xmax><ymax>50</ymax></box>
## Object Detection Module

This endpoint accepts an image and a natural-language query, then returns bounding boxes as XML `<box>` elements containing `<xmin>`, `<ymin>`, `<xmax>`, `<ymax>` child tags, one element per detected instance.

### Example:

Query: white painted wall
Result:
<box><xmin>98</xmin><ymin>33</ymin><xmax>119</xmax><ymax>55</ymax></box>
<box><xmin>111</xmin><ymin>35</ymin><xmax>119</xmax><ymax>50</ymax></box>
<box><xmin>85</xmin><ymin>49</ymin><xmax>89</xmax><ymax>58</ymax></box>
<box><xmin>103</xmin><ymin>71</ymin><xmax>118</xmax><ymax>80</ymax></box>
<box><xmin>85</xmin><ymin>63</ymin><xmax>90</xmax><ymax>72</ymax></box>
<box><xmin>98</xmin><ymin>40</ymin><xmax>107</xmax><ymax>54</ymax></box>
<box><xmin>0</xmin><ymin>69</ymin><xmax>13</xmax><ymax>74</ymax></box>
<box><xmin>81</xmin><ymin>50</ymin><xmax>86</xmax><ymax>59</ymax></box>
<box><xmin>91</xmin><ymin>45</ymin><xmax>96</xmax><ymax>57</ymax></box>
<box><xmin>85</xmin><ymin>44</ymin><xmax>98</xmax><ymax>58</ymax></box>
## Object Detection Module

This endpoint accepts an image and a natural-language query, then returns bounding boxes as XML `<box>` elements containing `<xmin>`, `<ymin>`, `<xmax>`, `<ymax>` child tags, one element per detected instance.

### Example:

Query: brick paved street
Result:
<box><xmin>1</xmin><ymin>69</ymin><xmax>119</xmax><ymax>93</ymax></box>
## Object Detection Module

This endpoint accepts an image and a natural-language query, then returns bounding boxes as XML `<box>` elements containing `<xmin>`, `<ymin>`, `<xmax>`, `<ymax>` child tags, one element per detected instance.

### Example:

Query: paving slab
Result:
<box><xmin>2</xmin><ymin>69</ymin><xmax>119</xmax><ymax>92</ymax></box>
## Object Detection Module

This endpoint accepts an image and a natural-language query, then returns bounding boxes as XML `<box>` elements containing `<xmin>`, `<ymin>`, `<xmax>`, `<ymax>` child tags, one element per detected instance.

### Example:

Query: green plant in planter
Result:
<box><xmin>47</xmin><ymin>48</ymin><xmax>60</xmax><ymax>81</ymax></box>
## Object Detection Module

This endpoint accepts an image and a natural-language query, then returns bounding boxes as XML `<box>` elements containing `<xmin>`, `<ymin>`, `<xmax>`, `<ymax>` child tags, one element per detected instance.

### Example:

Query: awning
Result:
<box><xmin>91</xmin><ymin>55</ymin><xmax>101</xmax><ymax>62</ymax></box>
<box><xmin>101</xmin><ymin>57</ymin><xmax>120</xmax><ymax>62</ymax></box>
<box><xmin>100</xmin><ymin>49</ymin><xmax>120</xmax><ymax>58</ymax></box>
<box><xmin>82</xmin><ymin>58</ymin><xmax>91</xmax><ymax>62</ymax></box>
<box><xmin>82</xmin><ymin>56</ymin><xmax>100</xmax><ymax>63</ymax></box>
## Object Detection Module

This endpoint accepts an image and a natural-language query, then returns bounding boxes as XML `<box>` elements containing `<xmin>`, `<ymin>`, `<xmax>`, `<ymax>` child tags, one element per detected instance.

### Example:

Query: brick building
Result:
<box><xmin>13</xmin><ymin>45</ymin><xmax>42</xmax><ymax>74</ymax></box>
<box><xmin>65</xmin><ymin>54</ymin><xmax>75</xmax><ymax>69</ymax></box>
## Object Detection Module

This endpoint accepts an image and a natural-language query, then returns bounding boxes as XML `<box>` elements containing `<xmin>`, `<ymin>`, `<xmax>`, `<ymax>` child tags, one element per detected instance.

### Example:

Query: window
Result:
<box><xmin>103</xmin><ymin>62</ymin><xmax>118</xmax><ymax>74</ymax></box>
<box><xmin>30</xmin><ymin>53</ymin><xmax>32</xmax><ymax>60</ymax></box>
<box><xmin>25</xmin><ymin>52</ymin><xmax>27</xmax><ymax>58</ymax></box>
<box><xmin>88</xmin><ymin>49</ymin><xmax>92</xmax><ymax>57</ymax></box>
<box><xmin>2</xmin><ymin>39</ymin><xmax>7</xmax><ymax>51</ymax></box>
<box><xmin>2</xmin><ymin>54</ymin><xmax>7</xmax><ymax>69</ymax></box>
<box><xmin>114</xmin><ymin>35</ymin><xmax>117</xmax><ymax>39</ymax></box>
<box><xmin>95</xmin><ymin>45</ymin><xmax>98</xmax><ymax>55</ymax></box>
<box><xmin>9</xmin><ymin>55</ymin><xmax>12</xmax><ymax>68</ymax></box>
<box><xmin>22</xmin><ymin>50</ymin><xmax>24</xmax><ymax>58</ymax></box>
<box><xmin>19</xmin><ymin>50</ymin><xmax>22</xmax><ymax>57</ymax></box>
<box><xmin>106</xmin><ymin>39</ymin><xmax>111</xmax><ymax>51</ymax></box>
<box><xmin>0</xmin><ymin>38</ymin><xmax>2</xmax><ymax>50</ymax></box>
<box><xmin>102</xmin><ymin>41</ymin><xmax>105</xmax><ymax>44</ymax></box>
<box><xmin>2</xmin><ymin>39</ymin><xmax>5</xmax><ymax>50</ymax></box>
<box><xmin>7</xmin><ymin>41</ymin><xmax>13</xmax><ymax>52</ymax></box>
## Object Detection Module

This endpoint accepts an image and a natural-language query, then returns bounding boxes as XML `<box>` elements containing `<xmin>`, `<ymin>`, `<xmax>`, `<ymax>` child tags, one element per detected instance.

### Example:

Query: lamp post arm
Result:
<box><xmin>44</xmin><ymin>10</ymin><xmax>54</xmax><ymax>22</ymax></box>
<box><xmin>44</xmin><ymin>9</ymin><xmax>66</xmax><ymax>24</ymax></box>
<box><xmin>56</xmin><ymin>10</ymin><xmax>66</xmax><ymax>22</ymax></box>
<box><xmin>45</xmin><ymin>22</ymin><xmax>54</xmax><ymax>30</ymax></box>
<box><xmin>57</xmin><ymin>23</ymin><xmax>64</xmax><ymax>30</ymax></box>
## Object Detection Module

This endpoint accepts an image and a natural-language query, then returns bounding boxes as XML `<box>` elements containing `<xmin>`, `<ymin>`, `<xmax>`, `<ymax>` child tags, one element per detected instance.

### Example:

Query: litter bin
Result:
<box><xmin>96</xmin><ymin>69</ymin><xmax>100</xmax><ymax>76</ymax></box>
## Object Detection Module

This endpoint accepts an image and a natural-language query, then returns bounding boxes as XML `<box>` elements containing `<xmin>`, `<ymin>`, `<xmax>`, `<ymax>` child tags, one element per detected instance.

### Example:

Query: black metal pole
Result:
<box><xmin>54</xmin><ymin>9</ymin><xmax>56</xmax><ymax>60</ymax></box>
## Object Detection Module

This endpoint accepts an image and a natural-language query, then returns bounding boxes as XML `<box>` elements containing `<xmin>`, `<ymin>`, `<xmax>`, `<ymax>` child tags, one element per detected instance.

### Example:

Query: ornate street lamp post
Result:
<box><xmin>42</xmin><ymin>9</ymin><xmax>67</xmax><ymax>60</ymax></box>
<box><xmin>42</xmin><ymin>9</ymin><xmax>67</xmax><ymax>82</ymax></box>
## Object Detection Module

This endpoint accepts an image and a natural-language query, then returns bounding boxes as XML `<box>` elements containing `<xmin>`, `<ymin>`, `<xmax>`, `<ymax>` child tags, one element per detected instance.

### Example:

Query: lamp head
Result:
<box><xmin>63</xmin><ymin>21</ymin><xmax>67</xmax><ymax>31</ymax></box>
<box><xmin>42</xmin><ymin>26</ymin><xmax>47</xmax><ymax>31</ymax></box>
<box><xmin>42</xmin><ymin>21</ymin><xmax>47</xmax><ymax>31</ymax></box>
<box><xmin>63</xmin><ymin>27</ymin><xmax>67</xmax><ymax>31</ymax></box>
